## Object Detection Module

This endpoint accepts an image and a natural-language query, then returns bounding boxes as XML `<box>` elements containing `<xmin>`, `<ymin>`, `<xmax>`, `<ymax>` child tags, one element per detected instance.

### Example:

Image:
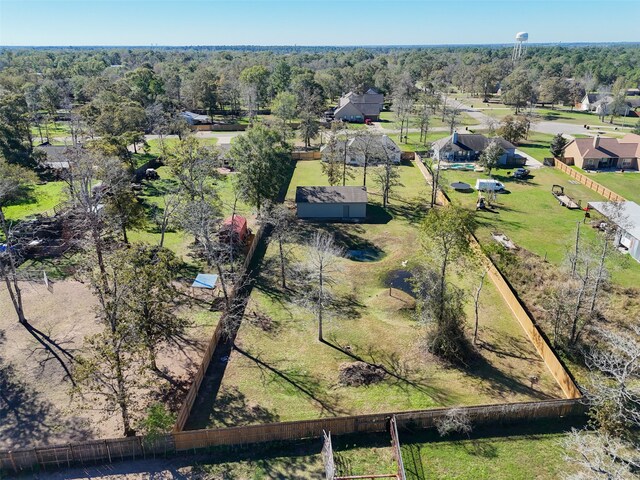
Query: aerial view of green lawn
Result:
<box><xmin>187</xmin><ymin>159</ymin><xmax>563</xmax><ymax>430</ymax></box>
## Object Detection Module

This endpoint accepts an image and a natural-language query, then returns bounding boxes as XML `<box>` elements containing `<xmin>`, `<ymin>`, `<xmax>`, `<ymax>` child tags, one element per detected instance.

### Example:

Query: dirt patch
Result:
<box><xmin>338</xmin><ymin>361</ymin><xmax>386</xmax><ymax>386</ymax></box>
<box><xmin>0</xmin><ymin>280</ymin><xmax>213</xmax><ymax>448</ymax></box>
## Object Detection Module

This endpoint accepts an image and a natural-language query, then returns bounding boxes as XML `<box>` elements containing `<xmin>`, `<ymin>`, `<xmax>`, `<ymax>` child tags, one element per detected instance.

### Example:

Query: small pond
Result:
<box><xmin>383</xmin><ymin>269</ymin><xmax>415</xmax><ymax>297</ymax></box>
<box><xmin>347</xmin><ymin>249</ymin><xmax>385</xmax><ymax>262</ymax></box>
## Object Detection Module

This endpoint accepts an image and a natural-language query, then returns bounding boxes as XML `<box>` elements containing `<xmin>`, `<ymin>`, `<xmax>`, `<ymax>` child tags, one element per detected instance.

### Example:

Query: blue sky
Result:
<box><xmin>1</xmin><ymin>0</ymin><xmax>639</xmax><ymax>46</ymax></box>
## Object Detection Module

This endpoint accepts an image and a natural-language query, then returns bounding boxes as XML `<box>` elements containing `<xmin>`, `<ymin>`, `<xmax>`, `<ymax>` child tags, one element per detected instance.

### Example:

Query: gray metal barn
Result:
<box><xmin>295</xmin><ymin>186</ymin><xmax>367</xmax><ymax>220</ymax></box>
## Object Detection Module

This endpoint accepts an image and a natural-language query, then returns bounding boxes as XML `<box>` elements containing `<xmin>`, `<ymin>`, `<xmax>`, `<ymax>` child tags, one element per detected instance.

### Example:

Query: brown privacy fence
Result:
<box><xmin>173</xmin><ymin>226</ymin><xmax>266</xmax><ymax>432</ymax></box>
<box><xmin>0</xmin><ymin>399</ymin><xmax>585</xmax><ymax>475</ymax></box>
<box><xmin>292</xmin><ymin>150</ymin><xmax>322</xmax><ymax>161</ymax></box>
<box><xmin>413</xmin><ymin>153</ymin><xmax>581</xmax><ymax>400</ymax></box>
<box><xmin>553</xmin><ymin>159</ymin><xmax>626</xmax><ymax>202</ymax></box>
<box><xmin>191</xmin><ymin>124</ymin><xmax>248</xmax><ymax>132</ymax></box>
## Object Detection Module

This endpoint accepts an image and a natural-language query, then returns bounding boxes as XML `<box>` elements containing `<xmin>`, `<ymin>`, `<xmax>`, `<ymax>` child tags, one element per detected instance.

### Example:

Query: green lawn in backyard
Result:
<box><xmin>190</xmin><ymin>419</ymin><xmax>581</xmax><ymax>479</ymax></box>
<box><xmin>189</xmin><ymin>159</ymin><xmax>563</xmax><ymax>429</ymax></box>
<box><xmin>3</xmin><ymin>181</ymin><xmax>66</xmax><ymax>221</ymax></box>
<box><xmin>379</xmin><ymin>110</ymin><xmax>478</xmax><ymax>130</ymax></box>
<box><xmin>146</xmin><ymin>136</ymin><xmax>218</xmax><ymax>155</ymax></box>
<box><xmin>572</xmin><ymin>167</ymin><xmax>640</xmax><ymax>204</ymax></box>
<box><xmin>517</xmin><ymin>132</ymin><xmax>555</xmax><ymax>162</ymax></box>
<box><xmin>131</xmin><ymin>165</ymin><xmax>256</xmax><ymax>262</ymax></box>
<box><xmin>31</xmin><ymin>121</ymin><xmax>72</xmax><ymax>144</ymax></box>
<box><xmin>440</xmin><ymin>166</ymin><xmax>640</xmax><ymax>286</ymax></box>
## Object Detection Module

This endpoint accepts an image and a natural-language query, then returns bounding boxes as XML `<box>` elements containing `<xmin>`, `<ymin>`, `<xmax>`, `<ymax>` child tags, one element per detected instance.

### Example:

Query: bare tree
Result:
<box><xmin>585</xmin><ymin>325</ymin><xmax>640</xmax><ymax>434</ymax></box>
<box><xmin>154</xmin><ymin>192</ymin><xmax>182</xmax><ymax>248</ymax></box>
<box><xmin>563</xmin><ymin>429</ymin><xmax>639</xmax><ymax>480</ymax></box>
<box><xmin>301</xmin><ymin>232</ymin><xmax>344</xmax><ymax>342</ymax></box>
<box><xmin>435</xmin><ymin>408</ymin><xmax>472</xmax><ymax>437</ymax></box>
<box><xmin>372</xmin><ymin>143</ymin><xmax>402</xmax><ymax>209</ymax></box>
<box><xmin>259</xmin><ymin>202</ymin><xmax>296</xmax><ymax>289</ymax></box>
<box><xmin>473</xmin><ymin>271</ymin><xmax>486</xmax><ymax>345</ymax></box>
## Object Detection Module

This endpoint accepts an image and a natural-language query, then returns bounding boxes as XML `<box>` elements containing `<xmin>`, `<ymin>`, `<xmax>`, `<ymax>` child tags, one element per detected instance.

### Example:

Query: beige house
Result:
<box><xmin>562</xmin><ymin>134</ymin><xmax>640</xmax><ymax>170</ymax></box>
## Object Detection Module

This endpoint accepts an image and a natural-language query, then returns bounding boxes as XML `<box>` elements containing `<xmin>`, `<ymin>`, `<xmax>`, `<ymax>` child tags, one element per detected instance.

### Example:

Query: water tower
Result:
<box><xmin>512</xmin><ymin>32</ymin><xmax>529</xmax><ymax>62</ymax></box>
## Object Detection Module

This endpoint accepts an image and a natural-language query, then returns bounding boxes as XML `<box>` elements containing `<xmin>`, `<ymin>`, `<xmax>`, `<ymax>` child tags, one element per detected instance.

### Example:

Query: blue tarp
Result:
<box><xmin>191</xmin><ymin>273</ymin><xmax>219</xmax><ymax>289</ymax></box>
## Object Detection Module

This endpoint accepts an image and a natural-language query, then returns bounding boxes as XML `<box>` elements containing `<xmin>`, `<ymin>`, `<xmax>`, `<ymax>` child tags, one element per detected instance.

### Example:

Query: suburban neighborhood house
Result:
<box><xmin>562</xmin><ymin>134</ymin><xmax>640</xmax><ymax>170</ymax></box>
<box><xmin>181</xmin><ymin>111</ymin><xmax>212</xmax><ymax>125</ymax></box>
<box><xmin>588</xmin><ymin>201</ymin><xmax>640</xmax><ymax>263</ymax></box>
<box><xmin>579</xmin><ymin>93</ymin><xmax>640</xmax><ymax>116</ymax></box>
<box><xmin>320</xmin><ymin>134</ymin><xmax>401</xmax><ymax>166</ymax></box>
<box><xmin>332</xmin><ymin>89</ymin><xmax>384</xmax><ymax>122</ymax></box>
<box><xmin>295</xmin><ymin>186</ymin><xmax>367</xmax><ymax>220</ymax></box>
<box><xmin>432</xmin><ymin>132</ymin><xmax>521</xmax><ymax>164</ymax></box>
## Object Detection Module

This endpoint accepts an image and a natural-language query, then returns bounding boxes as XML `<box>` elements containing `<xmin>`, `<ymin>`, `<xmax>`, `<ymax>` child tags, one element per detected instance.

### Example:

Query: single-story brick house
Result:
<box><xmin>431</xmin><ymin>133</ymin><xmax>520</xmax><ymax>164</ymax></box>
<box><xmin>295</xmin><ymin>186</ymin><xmax>367</xmax><ymax>220</ymax></box>
<box><xmin>320</xmin><ymin>134</ymin><xmax>401</xmax><ymax>166</ymax></box>
<box><xmin>562</xmin><ymin>134</ymin><xmax>640</xmax><ymax>170</ymax></box>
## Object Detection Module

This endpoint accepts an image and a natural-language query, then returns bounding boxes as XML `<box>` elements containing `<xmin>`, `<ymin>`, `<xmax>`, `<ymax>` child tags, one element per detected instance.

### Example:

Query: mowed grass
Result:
<box><xmin>131</xmin><ymin>165</ymin><xmax>255</xmax><ymax>262</ymax></box>
<box><xmin>440</xmin><ymin>166</ymin><xmax>640</xmax><ymax>286</ymax></box>
<box><xmin>146</xmin><ymin>136</ymin><xmax>218</xmax><ymax>155</ymax></box>
<box><xmin>573</xmin><ymin>167</ymin><xmax>640</xmax><ymax>204</ymax></box>
<box><xmin>3</xmin><ymin>181</ymin><xmax>67</xmax><ymax>221</ymax></box>
<box><xmin>379</xmin><ymin>110</ymin><xmax>478</xmax><ymax>130</ymax></box>
<box><xmin>195</xmin><ymin>160</ymin><xmax>563</xmax><ymax>429</ymax></box>
<box><xmin>189</xmin><ymin>419</ymin><xmax>579</xmax><ymax>479</ymax></box>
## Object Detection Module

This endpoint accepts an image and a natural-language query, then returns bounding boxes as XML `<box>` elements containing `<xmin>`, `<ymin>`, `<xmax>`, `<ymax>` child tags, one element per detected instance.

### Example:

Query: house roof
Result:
<box><xmin>295</xmin><ymin>186</ymin><xmax>368</xmax><ymax>204</ymax></box>
<box><xmin>565</xmin><ymin>136</ymin><xmax>640</xmax><ymax>159</ymax></box>
<box><xmin>334</xmin><ymin>101</ymin><xmax>365</xmax><ymax>118</ymax></box>
<box><xmin>588</xmin><ymin>201</ymin><xmax>640</xmax><ymax>240</ymax></box>
<box><xmin>432</xmin><ymin>133</ymin><xmax>515</xmax><ymax>153</ymax></box>
<box><xmin>181</xmin><ymin>111</ymin><xmax>211</xmax><ymax>123</ymax></box>
<box><xmin>319</xmin><ymin>134</ymin><xmax>400</xmax><ymax>156</ymax></box>
<box><xmin>36</xmin><ymin>144</ymin><xmax>72</xmax><ymax>168</ymax></box>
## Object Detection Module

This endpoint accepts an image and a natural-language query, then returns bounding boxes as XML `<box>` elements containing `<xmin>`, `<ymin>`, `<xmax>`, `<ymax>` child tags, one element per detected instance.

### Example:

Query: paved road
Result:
<box><xmin>444</xmin><ymin>97</ymin><xmax>628</xmax><ymax>138</ymax></box>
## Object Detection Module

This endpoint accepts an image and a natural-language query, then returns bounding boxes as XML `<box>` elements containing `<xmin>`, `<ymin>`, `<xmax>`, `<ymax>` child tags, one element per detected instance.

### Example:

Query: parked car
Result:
<box><xmin>475</xmin><ymin>179</ymin><xmax>505</xmax><ymax>192</ymax></box>
<box><xmin>365</xmin><ymin>118</ymin><xmax>372</xmax><ymax>125</ymax></box>
<box><xmin>513</xmin><ymin>168</ymin><xmax>529</xmax><ymax>179</ymax></box>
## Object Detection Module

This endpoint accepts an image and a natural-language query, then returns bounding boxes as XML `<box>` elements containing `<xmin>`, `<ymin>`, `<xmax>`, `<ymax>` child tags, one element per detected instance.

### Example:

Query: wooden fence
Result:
<box><xmin>553</xmin><ymin>159</ymin><xmax>626</xmax><ymax>202</ymax></box>
<box><xmin>292</xmin><ymin>150</ymin><xmax>322</xmax><ymax>161</ymax></box>
<box><xmin>172</xmin><ymin>226</ymin><xmax>266</xmax><ymax>432</ymax></box>
<box><xmin>413</xmin><ymin>153</ymin><xmax>581</xmax><ymax>400</ymax></box>
<box><xmin>0</xmin><ymin>398</ymin><xmax>585</xmax><ymax>475</ymax></box>
<box><xmin>191</xmin><ymin>124</ymin><xmax>248</xmax><ymax>132</ymax></box>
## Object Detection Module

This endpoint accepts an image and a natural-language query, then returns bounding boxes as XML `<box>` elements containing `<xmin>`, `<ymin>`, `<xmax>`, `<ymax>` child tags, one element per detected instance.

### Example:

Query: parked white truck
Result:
<box><xmin>475</xmin><ymin>179</ymin><xmax>505</xmax><ymax>192</ymax></box>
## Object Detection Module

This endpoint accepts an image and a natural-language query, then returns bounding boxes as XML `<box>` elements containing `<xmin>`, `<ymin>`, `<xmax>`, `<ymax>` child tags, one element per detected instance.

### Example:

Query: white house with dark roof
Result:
<box><xmin>295</xmin><ymin>186</ymin><xmax>367</xmax><ymax>220</ymax></box>
<box><xmin>333</xmin><ymin>89</ymin><xmax>384</xmax><ymax>122</ymax></box>
<box><xmin>432</xmin><ymin>133</ymin><xmax>520</xmax><ymax>164</ymax></box>
<box><xmin>320</xmin><ymin>134</ymin><xmax>401</xmax><ymax>166</ymax></box>
<box><xmin>588</xmin><ymin>201</ymin><xmax>640</xmax><ymax>263</ymax></box>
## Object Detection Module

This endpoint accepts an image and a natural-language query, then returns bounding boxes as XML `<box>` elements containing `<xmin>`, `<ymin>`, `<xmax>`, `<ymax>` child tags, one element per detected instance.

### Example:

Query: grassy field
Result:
<box><xmin>146</xmin><ymin>136</ymin><xmax>218</xmax><ymax>156</ymax></box>
<box><xmin>131</xmin><ymin>165</ymin><xmax>255</xmax><ymax>262</ymax></box>
<box><xmin>379</xmin><ymin>110</ymin><xmax>478</xmax><ymax>131</ymax></box>
<box><xmin>440</xmin><ymin>166</ymin><xmax>640</xmax><ymax>286</ymax></box>
<box><xmin>80</xmin><ymin>420</ymin><xmax>578</xmax><ymax>479</ymax></box>
<box><xmin>189</xmin><ymin>159</ymin><xmax>563</xmax><ymax>429</ymax></box>
<box><xmin>572</xmin><ymin>167</ymin><xmax>640</xmax><ymax>204</ymax></box>
<box><xmin>31</xmin><ymin>121</ymin><xmax>72</xmax><ymax>144</ymax></box>
<box><xmin>3</xmin><ymin>181</ymin><xmax>67</xmax><ymax>221</ymax></box>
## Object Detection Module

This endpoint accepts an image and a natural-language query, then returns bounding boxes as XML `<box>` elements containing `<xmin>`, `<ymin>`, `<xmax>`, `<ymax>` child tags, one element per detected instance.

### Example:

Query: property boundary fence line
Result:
<box><xmin>0</xmin><ymin>399</ymin><xmax>586</xmax><ymax>475</ymax></box>
<box><xmin>390</xmin><ymin>416</ymin><xmax>406</xmax><ymax>480</ymax></box>
<box><xmin>413</xmin><ymin>153</ymin><xmax>582</xmax><ymax>400</ymax></box>
<box><xmin>173</xmin><ymin>225</ymin><xmax>266</xmax><ymax>432</ymax></box>
<box><xmin>174</xmin><ymin>157</ymin><xmax>294</xmax><ymax>431</ymax></box>
<box><xmin>292</xmin><ymin>150</ymin><xmax>322</xmax><ymax>161</ymax></box>
<box><xmin>552</xmin><ymin>159</ymin><xmax>626</xmax><ymax>202</ymax></box>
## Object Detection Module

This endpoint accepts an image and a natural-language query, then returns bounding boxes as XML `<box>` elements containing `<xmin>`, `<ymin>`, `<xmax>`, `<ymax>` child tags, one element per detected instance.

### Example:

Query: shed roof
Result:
<box><xmin>588</xmin><ymin>201</ymin><xmax>640</xmax><ymax>240</ymax></box>
<box><xmin>295</xmin><ymin>186</ymin><xmax>368</xmax><ymax>204</ymax></box>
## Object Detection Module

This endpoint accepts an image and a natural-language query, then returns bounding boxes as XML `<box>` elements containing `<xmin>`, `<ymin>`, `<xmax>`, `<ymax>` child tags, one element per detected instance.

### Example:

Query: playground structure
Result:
<box><xmin>551</xmin><ymin>185</ymin><xmax>581</xmax><ymax>210</ymax></box>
